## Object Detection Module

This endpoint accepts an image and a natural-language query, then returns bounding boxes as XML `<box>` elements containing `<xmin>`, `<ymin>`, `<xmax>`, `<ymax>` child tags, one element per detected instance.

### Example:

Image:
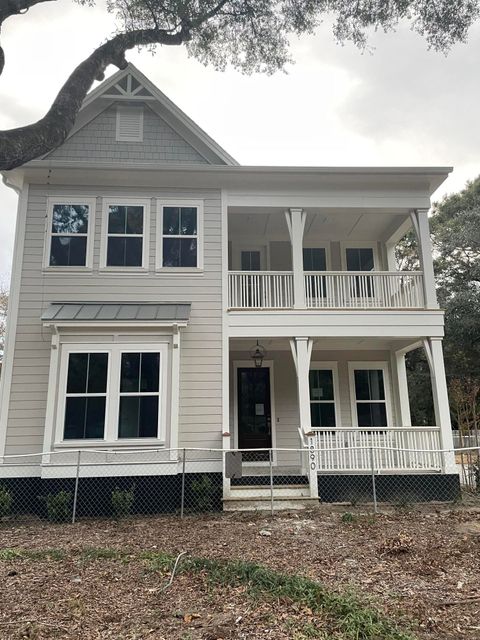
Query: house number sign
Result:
<box><xmin>309</xmin><ymin>438</ymin><xmax>317</xmax><ymax>471</ymax></box>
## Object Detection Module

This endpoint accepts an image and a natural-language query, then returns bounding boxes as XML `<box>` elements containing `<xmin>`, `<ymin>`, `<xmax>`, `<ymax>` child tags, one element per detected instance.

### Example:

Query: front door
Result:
<box><xmin>237</xmin><ymin>367</ymin><xmax>272</xmax><ymax>461</ymax></box>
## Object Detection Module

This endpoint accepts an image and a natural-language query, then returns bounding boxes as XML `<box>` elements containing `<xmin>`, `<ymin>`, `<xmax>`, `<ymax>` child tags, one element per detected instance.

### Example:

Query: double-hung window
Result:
<box><xmin>158</xmin><ymin>201</ymin><xmax>203</xmax><ymax>270</ymax></box>
<box><xmin>309</xmin><ymin>365</ymin><xmax>338</xmax><ymax>428</ymax></box>
<box><xmin>45</xmin><ymin>198</ymin><xmax>96</xmax><ymax>268</ymax></box>
<box><xmin>64</xmin><ymin>352</ymin><xmax>108</xmax><ymax>439</ymax></box>
<box><xmin>102</xmin><ymin>199</ymin><xmax>150</xmax><ymax>269</ymax></box>
<box><xmin>118</xmin><ymin>352</ymin><xmax>161</xmax><ymax>438</ymax></box>
<box><xmin>303</xmin><ymin>247</ymin><xmax>328</xmax><ymax>300</ymax></box>
<box><xmin>349</xmin><ymin>364</ymin><xmax>390</xmax><ymax>428</ymax></box>
<box><xmin>59</xmin><ymin>344</ymin><xmax>167</xmax><ymax>443</ymax></box>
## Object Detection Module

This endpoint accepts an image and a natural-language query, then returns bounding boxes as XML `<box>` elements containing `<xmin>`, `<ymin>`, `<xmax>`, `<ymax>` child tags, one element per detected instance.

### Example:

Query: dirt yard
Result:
<box><xmin>1</xmin><ymin>505</ymin><xmax>480</xmax><ymax>639</ymax></box>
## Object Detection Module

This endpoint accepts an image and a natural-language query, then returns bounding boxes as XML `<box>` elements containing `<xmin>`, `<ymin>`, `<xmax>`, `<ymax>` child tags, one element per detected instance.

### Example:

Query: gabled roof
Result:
<box><xmin>44</xmin><ymin>63</ymin><xmax>238</xmax><ymax>166</ymax></box>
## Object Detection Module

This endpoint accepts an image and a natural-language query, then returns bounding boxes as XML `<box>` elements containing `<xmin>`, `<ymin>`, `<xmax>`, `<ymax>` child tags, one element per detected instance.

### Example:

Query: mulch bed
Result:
<box><xmin>1</xmin><ymin>505</ymin><xmax>480</xmax><ymax>639</ymax></box>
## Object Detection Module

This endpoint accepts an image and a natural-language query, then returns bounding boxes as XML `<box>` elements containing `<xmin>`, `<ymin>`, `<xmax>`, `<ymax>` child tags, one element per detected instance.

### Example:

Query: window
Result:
<box><xmin>303</xmin><ymin>247</ymin><xmax>328</xmax><ymax>298</ymax></box>
<box><xmin>350</xmin><ymin>365</ymin><xmax>390</xmax><ymax>428</ymax></box>
<box><xmin>345</xmin><ymin>247</ymin><xmax>375</xmax><ymax>272</ymax></box>
<box><xmin>309</xmin><ymin>366</ymin><xmax>337</xmax><ymax>428</ymax></box>
<box><xmin>101</xmin><ymin>199</ymin><xmax>150</xmax><ymax>269</ymax></box>
<box><xmin>58</xmin><ymin>344</ymin><xmax>167</xmax><ymax>443</ymax></box>
<box><xmin>158</xmin><ymin>201</ymin><xmax>203</xmax><ymax>270</ymax></box>
<box><xmin>45</xmin><ymin>198</ymin><xmax>96</xmax><ymax>268</ymax></box>
<box><xmin>241</xmin><ymin>250</ymin><xmax>261</xmax><ymax>271</ymax></box>
<box><xmin>64</xmin><ymin>353</ymin><xmax>108</xmax><ymax>439</ymax></box>
<box><xmin>345</xmin><ymin>246</ymin><xmax>376</xmax><ymax>298</ymax></box>
<box><xmin>303</xmin><ymin>248</ymin><xmax>327</xmax><ymax>272</ymax></box>
<box><xmin>119</xmin><ymin>352</ymin><xmax>160</xmax><ymax>438</ymax></box>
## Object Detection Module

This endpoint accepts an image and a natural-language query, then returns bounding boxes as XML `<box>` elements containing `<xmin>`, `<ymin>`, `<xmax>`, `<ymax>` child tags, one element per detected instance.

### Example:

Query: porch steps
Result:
<box><xmin>223</xmin><ymin>484</ymin><xmax>318</xmax><ymax>512</ymax></box>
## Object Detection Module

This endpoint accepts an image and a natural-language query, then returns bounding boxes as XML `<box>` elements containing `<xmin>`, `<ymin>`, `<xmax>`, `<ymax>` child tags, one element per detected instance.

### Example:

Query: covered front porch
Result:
<box><xmin>223</xmin><ymin>336</ymin><xmax>455</xmax><ymax>505</ymax></box>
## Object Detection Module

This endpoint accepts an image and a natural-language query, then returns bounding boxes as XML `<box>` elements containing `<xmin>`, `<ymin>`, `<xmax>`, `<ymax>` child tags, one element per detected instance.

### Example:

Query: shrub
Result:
<box><xmin>0</xmin><ymin>485</ymin><xmax>12</xmax><ymax>517</ymax></box>
<box><xmin>111</xmin><ymin>485</ymin><xmax>135</xmax><ymax>518</ymax></box>
<box><xmin>42</xmin><ymin>491</ymin><xmax>72</xmax><ymax>523</ymax></box>
<box><xmin>190</xmin><ymin>476</ymin><xmax>216</xmax><ymax>512</ymax></box>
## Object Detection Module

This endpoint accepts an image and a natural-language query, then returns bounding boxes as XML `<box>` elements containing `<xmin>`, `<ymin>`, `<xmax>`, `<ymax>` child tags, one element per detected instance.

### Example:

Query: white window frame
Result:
<box><xmin>55</xmin><ymin>342</ymin><xmax>168</xmax><ymax>446</ymax></box>
<box><xmin>116</xmin><ymin>105</ymin><xmax>144</xmax><ymax>142</ymax></box>
<box><xmin>100</xmin><ymin>198</ymin><xmax>150</xmax><ymax>271</ymax></box>
<box><xmin>302</xmin><ymin>242</ymin><xmax>331</xmax><ymax>271</ymax></box>
<box><xmin>156</xmin><ymin>199</ymin><xmax>204</xmax><ymax>272</ymax></box>
<box><xmin>44</xmin><ymin>197</ymin><xmax>96</xmax><ymax>271</ymax></box>
<box><xmin>341</xmin><ymin>242</ymin><xmax>380</xmax><ymax>272</ymax></box>
<box><xmin>309</xmin><ymin>361</ymin><xmax>340</xmax><ymax>428</ymax></box>
<box><xmin>348</xmin><ymin>361</ymin><xmax>393</xmax><ymax>428</ymax></box>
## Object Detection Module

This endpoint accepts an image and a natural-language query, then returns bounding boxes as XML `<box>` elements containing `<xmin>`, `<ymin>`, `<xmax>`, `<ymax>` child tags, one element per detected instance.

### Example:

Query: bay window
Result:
<box><xmin>58</xmin><ymin>343</ymin><xmax>167</xmax><ymax>443</ymax></box>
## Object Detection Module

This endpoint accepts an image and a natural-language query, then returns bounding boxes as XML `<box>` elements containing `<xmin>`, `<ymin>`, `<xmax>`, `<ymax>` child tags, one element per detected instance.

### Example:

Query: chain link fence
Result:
<box><xmin>0</xmin><ymin>445</ymin><xmax>477</xmax><ymax>524</ymax></box>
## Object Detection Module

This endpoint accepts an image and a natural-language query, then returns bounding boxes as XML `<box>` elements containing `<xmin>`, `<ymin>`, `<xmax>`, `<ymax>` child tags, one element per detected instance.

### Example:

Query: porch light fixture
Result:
<box><xmin>250</xmin><ymin>340</ymin><xmax>266</xmax><ymax>368</ymax></box>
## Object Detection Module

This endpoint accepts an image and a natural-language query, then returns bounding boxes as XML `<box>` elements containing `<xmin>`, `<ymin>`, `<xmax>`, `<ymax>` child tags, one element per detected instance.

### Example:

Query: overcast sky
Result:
<box><xmin>1</xmin><ymin>1</ymin><xmax>480</xmax><ymax>282</ymax></box>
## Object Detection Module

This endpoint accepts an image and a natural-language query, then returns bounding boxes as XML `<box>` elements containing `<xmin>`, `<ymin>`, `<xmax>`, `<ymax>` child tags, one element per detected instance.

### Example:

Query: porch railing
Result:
<box><xmin>312</xmin><ymin>427</ymin><xmax>442</xmax><ymax>472</ymax></box>
<box><xmin>228</xmin><ymin>271</ymin><xmax>425</xmax><ymax>309</ymax></box>
<box><xmin>228</xmin><ymin>271</ymin><xmax>294</xmax><ymax>308</ymax></box>
<box><xmin>304</xmin><ymin>271</ymin><xmax>425</xmax><ymax>309</ymax></box>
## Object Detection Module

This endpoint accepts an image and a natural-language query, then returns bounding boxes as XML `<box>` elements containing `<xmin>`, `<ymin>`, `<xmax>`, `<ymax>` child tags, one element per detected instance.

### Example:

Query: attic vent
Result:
<box><xmin>116</xmin><ymin>105</ymin><xmax>143</xmax><ymax>142</ymax></box>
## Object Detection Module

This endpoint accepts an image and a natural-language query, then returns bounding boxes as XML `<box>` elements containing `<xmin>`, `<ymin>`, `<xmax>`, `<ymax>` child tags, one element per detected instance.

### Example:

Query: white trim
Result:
<box><xmin>156</xmin><ymin>199</ymin><xmax>204</xmax><ymax>271</ymax></box>
<box><xmin>43</xmin><ymin>196</ymin><xmax>96</xmax><ymax>270</ymax></box>
<box><xmin>115</xmin><ymin>104</ymin><xmax>144</xmax><ymax>142</ymax></box>
<box><xmin>100</xmin><ymin>198</ymin><xmax>150</xmax><ymax>271</ymax></box>
<box><xmin>309</xmin><ymin>361</ymin><xmax>341</xmax><ymax>428</ymax></box>
<box><xmin>0</xmin><ymin>184</ymin><xmax>29</xmax><ymax>457</ymax></box>
<box><xmin>169</xmin><ymin>329</ymin><xmax>181</xmax><ymax>453</ymax></box>
<box><xmin>53</xmin><ymin>342</ymin><xmax>169</xmax><ymax>447</ymax></box>
<box><xmin>233</xmin><ymin>360</ymin><xmax>277</xmax><ymax>464</ymax></box>
<box><xmin>347</xmin><ymin>361</ymin><xmax>394</xmax><ymax>428</ymax></box>
<box><xmin>340</xmin><ymin>242</ymin><xmax>380</xmax><ymax>271</ymax></box>
<box><xmin>221</xmin><ymin>190</ymin><xmax>230</xmax><ymax>494</ymax></box>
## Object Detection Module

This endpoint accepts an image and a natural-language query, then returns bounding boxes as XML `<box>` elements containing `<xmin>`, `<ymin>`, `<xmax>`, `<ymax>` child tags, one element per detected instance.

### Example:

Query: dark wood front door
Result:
<box><xmin>237</xmin><ymin>367</ymin><xmax>272</xmax><ymax>460</ymax></box>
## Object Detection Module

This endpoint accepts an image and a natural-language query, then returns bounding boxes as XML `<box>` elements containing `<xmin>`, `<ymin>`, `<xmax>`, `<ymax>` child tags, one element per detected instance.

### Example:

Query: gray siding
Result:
<box><xmin>5</xmin><ymin>184</ymin><xmax>222</xmax><ymax>455</ymax></box>
<box><xmin>47</xmin><ymin>105</ymin><xmax>208</xmax><ymax>164</ymax></box>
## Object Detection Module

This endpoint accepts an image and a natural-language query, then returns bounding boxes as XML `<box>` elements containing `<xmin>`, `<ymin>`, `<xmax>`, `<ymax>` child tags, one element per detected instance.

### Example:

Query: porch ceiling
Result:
<box><xmin>228</xmin><ymin>208</ymin><xmax>410</xmax><ymax>242</ymax></box>
<box><xmin>229</xmin><ymin>337</ymin><xmax>421</xmax><ymax>353</ymax></box>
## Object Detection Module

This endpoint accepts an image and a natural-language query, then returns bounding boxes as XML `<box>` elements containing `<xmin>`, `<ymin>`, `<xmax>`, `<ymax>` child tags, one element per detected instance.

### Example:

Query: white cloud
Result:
<box><xmin>1</xmin><ymin>2</ymin><xmax>480</xmax><ymax>280</ymax></box>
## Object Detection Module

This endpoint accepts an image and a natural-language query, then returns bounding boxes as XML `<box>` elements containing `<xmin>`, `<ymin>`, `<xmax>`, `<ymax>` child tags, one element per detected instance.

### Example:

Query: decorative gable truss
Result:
<box><xmin>42</xmin><ymin>64</ymin><xmax>238</xmax><ymax>166</ymax></box>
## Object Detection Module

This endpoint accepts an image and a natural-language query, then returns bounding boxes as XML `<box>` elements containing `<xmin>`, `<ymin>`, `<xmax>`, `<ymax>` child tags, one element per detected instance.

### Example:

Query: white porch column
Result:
<box><xmin>290</xmin><ymin>337</ymin><xmax>318</xmax><ymax>498</ymax></box>
<box><xmin>392</xmin><ymin>350</ymin><xmax>412</xmax><ymax>427</ymax></box>
<box><xmin>285</xmin><ymin>208</ymin><xmax>306</xmax><ymax>308</ymax></box>
<box><xmin>423</xmin><ymin>338</ymin><xmax>455</xmax><ymax>471</ymax></box>
<box><xmin>411</xmin><ymin>209</ymin><xmax>438</xmax><ymax>308</ymax></box>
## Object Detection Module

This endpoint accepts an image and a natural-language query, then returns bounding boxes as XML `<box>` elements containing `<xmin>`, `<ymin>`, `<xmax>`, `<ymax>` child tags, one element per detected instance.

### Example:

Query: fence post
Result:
<box><xmin>369</xmin><ymin>446</ymin><xmax>378</xmax><ymax>514</ymax></box>
<box><xmin>72</xmin><ymin>450</ymin><xmax>81</xmax><ymax>524</ymax></box>
<box><xmin>269</xmin><ymin>448</ymin><xmax>274</xmax><ymax>517</ymax></box>
<box><xmin>180</xmin><ymin>448</ymin><xmax>186</xmax><ymax>519</ymax></box>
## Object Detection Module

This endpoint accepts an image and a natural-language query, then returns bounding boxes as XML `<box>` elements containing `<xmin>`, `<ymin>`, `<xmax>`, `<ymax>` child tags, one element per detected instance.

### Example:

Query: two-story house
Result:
<box><xmin>0</xmin><ymin>64</ymin><xmax>459</xmax><ymax>510</ymax></box>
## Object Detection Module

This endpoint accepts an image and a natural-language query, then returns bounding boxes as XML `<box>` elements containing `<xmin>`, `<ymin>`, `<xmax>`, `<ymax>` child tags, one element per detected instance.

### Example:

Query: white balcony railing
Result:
<box><xmin>228</xmin><ymin>271</ymin><xmax>294</xmax><ymax>309</ymax></box>
<box><xmin>228</xmin><ymin>271</ymin><xmax>425</xmax><ymax>309</ymax></box>
<box><xmin>313</xmin><ymin>427</ymin><xmax>442</xmax><ymax>472</ymax></box>
<box><xmin>304</xmin><ymin>271</ymin><xmax>425</xmax><ymax>309</ymax></box>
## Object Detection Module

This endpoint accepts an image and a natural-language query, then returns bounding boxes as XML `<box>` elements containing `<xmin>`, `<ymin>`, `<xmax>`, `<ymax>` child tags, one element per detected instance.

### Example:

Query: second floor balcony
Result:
<box><xmin>227</xmin><ymin>205</ymin><xmax>435</xmax><ymax>312</ymax></box>
<box><xmin>228</xmin><ymin>270</ymin><xmax>425</xmax><ymax>310</ymax></box>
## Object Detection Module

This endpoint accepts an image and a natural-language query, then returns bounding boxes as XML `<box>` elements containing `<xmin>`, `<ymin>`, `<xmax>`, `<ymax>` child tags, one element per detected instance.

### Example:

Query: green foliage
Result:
<box><xmin>341</xmin><ymin>512</ymin><xmax>356</xmax><ymax>524</ymax></box>
<box><xmin>0</xmin><ymin>485</ymin><xmax>12</xmax><ymax>517</ymax></box>
<box><xmin>190</xmin><ymin>476</ymin><xmax>216</xmax><ymax>512</ymax></box>
<box><xmin>41</xmin><ymin>491</ymin><xmax>72</xmax><ymax>523</ymax></box>
<box><xmin>99</xmin><ymin>0</ymin><xmax>480</xmax><ymax>76</ymax></box>
<box><xmin>111</xmin><ymin>485</ymin><xmax>135</xmax><ymax>518</ymax></box>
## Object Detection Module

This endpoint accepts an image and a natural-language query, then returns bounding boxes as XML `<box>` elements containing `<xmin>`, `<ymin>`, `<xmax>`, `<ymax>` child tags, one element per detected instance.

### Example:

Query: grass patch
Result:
<box><xmin>0</xmin><ymin>547</ymin><xmax>416</xmax><ymax>640</ymax></box>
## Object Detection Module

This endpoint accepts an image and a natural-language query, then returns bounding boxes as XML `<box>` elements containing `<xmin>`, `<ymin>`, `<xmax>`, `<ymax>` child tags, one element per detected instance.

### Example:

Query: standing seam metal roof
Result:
<box><xmin>41</xmin><ymin>303</ymin><xmax>191</xmax><ymax>323</ymax></box>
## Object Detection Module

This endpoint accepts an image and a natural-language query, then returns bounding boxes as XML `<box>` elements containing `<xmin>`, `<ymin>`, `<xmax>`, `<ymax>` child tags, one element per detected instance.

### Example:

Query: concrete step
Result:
<box><xmin>228</xmin><ymin>484</ymin><xmax>311</xmax><ymax>499</ymax></box>
<box><xmin>223</xmin><ymin>496</ymin><xmax>319</xmax><ymax>512</ymax></box>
